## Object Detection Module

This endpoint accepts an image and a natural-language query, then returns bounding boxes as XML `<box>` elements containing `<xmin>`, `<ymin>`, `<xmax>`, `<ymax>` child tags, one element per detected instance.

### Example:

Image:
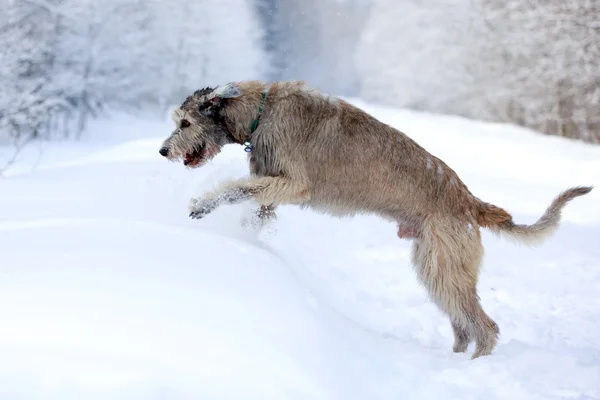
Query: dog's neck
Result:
<box><xmin>244</xmin><ymin>90</ymin><xmax>268</xmax><ymax>151</ymax></box>
<box><xmin>223</xmin><ymin>81</ymin><xmax>270</xmax><ymax>148</ymax></box>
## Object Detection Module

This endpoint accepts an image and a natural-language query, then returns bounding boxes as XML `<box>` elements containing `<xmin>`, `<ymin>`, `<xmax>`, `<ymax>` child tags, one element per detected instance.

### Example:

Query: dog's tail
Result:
<box><xmin>476</xmin><ymin>186</ymin><xmax>593</xmax><ymax>246</ymax></box>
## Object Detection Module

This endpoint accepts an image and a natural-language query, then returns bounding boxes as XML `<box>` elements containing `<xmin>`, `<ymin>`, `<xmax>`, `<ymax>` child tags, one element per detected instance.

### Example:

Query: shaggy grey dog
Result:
<box><xmin>159</xmin><ymin>80</ymin><xmax>592</xmax><ymax>359</ymax></box>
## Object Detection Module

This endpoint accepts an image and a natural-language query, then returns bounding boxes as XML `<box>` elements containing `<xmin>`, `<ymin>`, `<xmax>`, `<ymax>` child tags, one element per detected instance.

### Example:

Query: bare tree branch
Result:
<box><xmin>0</xmin><ymin>134</ymin><xmax>37</xmax><ymax>178</ymax></box>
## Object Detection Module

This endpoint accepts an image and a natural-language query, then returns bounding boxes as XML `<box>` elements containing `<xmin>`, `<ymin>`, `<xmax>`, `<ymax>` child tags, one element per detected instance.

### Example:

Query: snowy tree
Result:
<box><xmin>48</xmin><ymin>0</ymin><xmax>155</xmax><ymax>135</ymax></box>
<box><xmin>355</xmin><ymin>0</ymin><xmax>600</xmax><ymax>143</ymax></box>
<box><xmin>473</xmin><ymin>0</ymin><xmax>600</xmax><ymax>143</ymax></box>
<box><xmin>355</xmin><ymin>0</ymin><xmax>480</xmax><ymax>112</ymax></box>
<box><xmin>0</xmin><ymin>0</ymin><xmax>267</xmax><ymax>143</ymax></box>
<box><xmin>2</xmin><ymin>0</ymin><xmax>597</xmax><ymax>145</ymax></box>
<box><xmin>128</xmin><ymin>0</ymin><xmax>266</xmax><ymax>109</ymax></box>
<box><xmin>0</xmin><ymin>0</ymin><xmax>70</xmax><ymax>144</ymax></box>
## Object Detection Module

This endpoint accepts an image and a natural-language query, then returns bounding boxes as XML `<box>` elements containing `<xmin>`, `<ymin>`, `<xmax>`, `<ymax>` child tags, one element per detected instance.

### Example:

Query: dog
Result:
<box><xmin>159</xmin><ymin>80</ymin><xmax>592</xmax><ymax>359</ymax></box>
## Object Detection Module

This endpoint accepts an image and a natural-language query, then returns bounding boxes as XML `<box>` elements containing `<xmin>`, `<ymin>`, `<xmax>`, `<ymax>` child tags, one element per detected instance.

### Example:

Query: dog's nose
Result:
<box><xmin>159</xmin><ymin>147</ymin><xmax>169</xmax><ymax>157</ymax></box>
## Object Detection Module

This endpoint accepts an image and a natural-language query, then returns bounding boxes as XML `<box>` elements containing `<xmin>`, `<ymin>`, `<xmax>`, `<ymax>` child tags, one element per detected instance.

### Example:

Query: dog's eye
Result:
<box><xmin>180</xmin><ymin>119</ymin><xmax>191</xmax><ymax>128</ymax></box>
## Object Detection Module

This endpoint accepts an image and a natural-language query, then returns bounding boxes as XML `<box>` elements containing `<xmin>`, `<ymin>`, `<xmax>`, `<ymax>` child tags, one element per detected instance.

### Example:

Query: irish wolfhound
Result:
<box><xmin>158</xmin><ymin>80</ymin><xmax>592</xmax><ymax>359</ymax></box>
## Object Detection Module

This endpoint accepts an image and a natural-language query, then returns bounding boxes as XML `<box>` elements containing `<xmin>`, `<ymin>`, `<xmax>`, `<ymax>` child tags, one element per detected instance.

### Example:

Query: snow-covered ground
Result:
<box><xmin>0</xmin><ymin>102</ymin><xmax>599</xmax><ymax>400</ymax></box>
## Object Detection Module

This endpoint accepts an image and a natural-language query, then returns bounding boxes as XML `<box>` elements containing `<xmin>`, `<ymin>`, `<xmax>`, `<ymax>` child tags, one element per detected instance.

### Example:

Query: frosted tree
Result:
<box><xmin>151</xmin><ymin>0</ymin><xmax>266</xmax><ymax>108</ymax></box>
<box><xmin>355</xmin><ymin>0</ymin><xmax>479</xmax><ymax>113</ymax></box>
<box><xmin>355</xmin><ymin>0</ymin><xmax>600</xmax><ymax>143</ymax></box>
<box><xmin>49</xmin><ymin>0</ymin><xmax>162</xmax><ymax>136</ymax></box>
<box><xmin>0</xmin><ymin>0</ymin><xmax>267</xmax><ymax>144</ymax></box>
<box><xmin>474</xmin><ymin>0</ymin><xmax>600</xmax><ymax>142</ymax></box>
<box><xmin>0</xmin><ymin>0</ymin><xmax>69</xmax><ymax>144</ymax></box>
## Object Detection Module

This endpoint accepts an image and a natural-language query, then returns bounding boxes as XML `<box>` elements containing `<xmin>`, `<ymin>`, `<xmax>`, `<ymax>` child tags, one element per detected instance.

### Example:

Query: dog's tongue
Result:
<box><xmin>183</xmin><ymin>150</ymin><xmax>203</xmax><ymax>166</ymax></box>
<box><xmin>183</xmin><ymin>147</ymin><xmax>211</xmax><ymax>166</ymax></box>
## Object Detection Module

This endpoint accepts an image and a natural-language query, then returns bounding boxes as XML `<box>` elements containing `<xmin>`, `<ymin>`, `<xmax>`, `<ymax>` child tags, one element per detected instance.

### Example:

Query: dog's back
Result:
<box><xmin>252</xmin><ymin>83</ymin><xmax>476</xmax><ymax>222</ymax></box>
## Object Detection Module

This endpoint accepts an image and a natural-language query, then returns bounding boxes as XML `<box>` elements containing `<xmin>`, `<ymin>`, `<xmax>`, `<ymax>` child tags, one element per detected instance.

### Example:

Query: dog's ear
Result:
<box><xmin>212</xmin><ymin>83</ymin><xmax>242</xmax><ymax>99</ymax></box>
<box><xmin>199</xmin><ymin>83</ymin><xmax>242</xmax><ymax>117</ymax></box>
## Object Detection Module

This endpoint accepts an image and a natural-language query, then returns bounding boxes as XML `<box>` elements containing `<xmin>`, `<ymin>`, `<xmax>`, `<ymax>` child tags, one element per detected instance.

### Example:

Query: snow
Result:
<box><xmin>0</xmin><ymin>102</ymin><xmax>599</xmax><ymax>400</ymax></box>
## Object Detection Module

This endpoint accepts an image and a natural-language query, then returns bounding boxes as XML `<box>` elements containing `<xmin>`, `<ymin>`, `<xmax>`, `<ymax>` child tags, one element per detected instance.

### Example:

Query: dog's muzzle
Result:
<box><xmin>159</xmin><ymin>147</ymin><xmax>169</xmax><ymax>157</ymax></box>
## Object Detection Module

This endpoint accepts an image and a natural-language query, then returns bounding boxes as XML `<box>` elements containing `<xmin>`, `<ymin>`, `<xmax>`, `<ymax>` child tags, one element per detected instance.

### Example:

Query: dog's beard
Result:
<box><xmin>182</xmin><ymin>142</ymin><xmax>219</xmax><ymax>168</ymax></box>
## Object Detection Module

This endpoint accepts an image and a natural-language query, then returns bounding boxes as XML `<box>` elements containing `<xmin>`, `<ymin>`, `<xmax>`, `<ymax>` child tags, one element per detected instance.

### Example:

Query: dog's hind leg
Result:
<box><xmin>189</xmin><ymin>176</ymin><xmax>309</xmax><ymax>219</ymax></box>
<box><xmin>451</xmin><ymin>319</ymin><xmax>473</xmax><ymax>353</ymax></box>
<box><xmin>411</xmin><ymin>219</ymin><xmax>499</xmax><ymax>359</ymax></box>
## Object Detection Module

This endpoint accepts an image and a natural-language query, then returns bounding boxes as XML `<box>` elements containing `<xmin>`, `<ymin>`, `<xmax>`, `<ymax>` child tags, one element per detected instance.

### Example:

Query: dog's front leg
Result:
<box><xmin>189</xmin><ymin>176</ymin><xmax>310</xmax><ymax>219</ymax></box>
<box><xmin>188</xmin><ymin>186</ymin><xmax>252</xmax><ymax>219</ymax></box>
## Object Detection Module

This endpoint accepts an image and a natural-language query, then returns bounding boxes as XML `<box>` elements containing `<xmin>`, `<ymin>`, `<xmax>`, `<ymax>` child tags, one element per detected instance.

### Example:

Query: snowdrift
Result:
<box><xmin>0</xmin><ymin>104</ymin><xmax>598</xmax><ymax>399</ymax></box>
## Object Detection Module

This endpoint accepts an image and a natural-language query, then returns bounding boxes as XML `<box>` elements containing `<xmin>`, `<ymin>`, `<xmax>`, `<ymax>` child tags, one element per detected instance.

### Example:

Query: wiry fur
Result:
<box><xmin>159</xmin><ymin>80</ymin><xmax>593</xmax><ymax>359</ymax></box>
<box><xmin>479</xmin><ymin>186</ymin><xmax>593</xmax><ymax>246</ymax></box>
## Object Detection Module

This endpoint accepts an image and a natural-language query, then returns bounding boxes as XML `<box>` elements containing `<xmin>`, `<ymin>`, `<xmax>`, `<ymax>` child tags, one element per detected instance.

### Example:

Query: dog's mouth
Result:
<box><xmin>183</xmin><ymin>143</ymin><xmax>217</xmax><ymax>168</ymax></box>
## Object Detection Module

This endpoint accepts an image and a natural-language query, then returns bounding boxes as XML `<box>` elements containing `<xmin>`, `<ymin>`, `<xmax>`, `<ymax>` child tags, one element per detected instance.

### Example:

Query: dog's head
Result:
<box><xmin>158</xmin><ymin>83</ymin><xmax>242</xmax><ymax>168</ymax></box>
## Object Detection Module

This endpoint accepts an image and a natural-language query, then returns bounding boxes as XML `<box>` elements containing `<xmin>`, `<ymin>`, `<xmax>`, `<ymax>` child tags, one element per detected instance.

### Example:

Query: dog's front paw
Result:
<box><xmin>188</xmin><ymin>198</ymin><xmax>217</xmax><ymax>220</ymax></box>
<box><xmin>189</xmin><ymin>209</ymin><xmax>210</xmax><ymax>219</ymax></box>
